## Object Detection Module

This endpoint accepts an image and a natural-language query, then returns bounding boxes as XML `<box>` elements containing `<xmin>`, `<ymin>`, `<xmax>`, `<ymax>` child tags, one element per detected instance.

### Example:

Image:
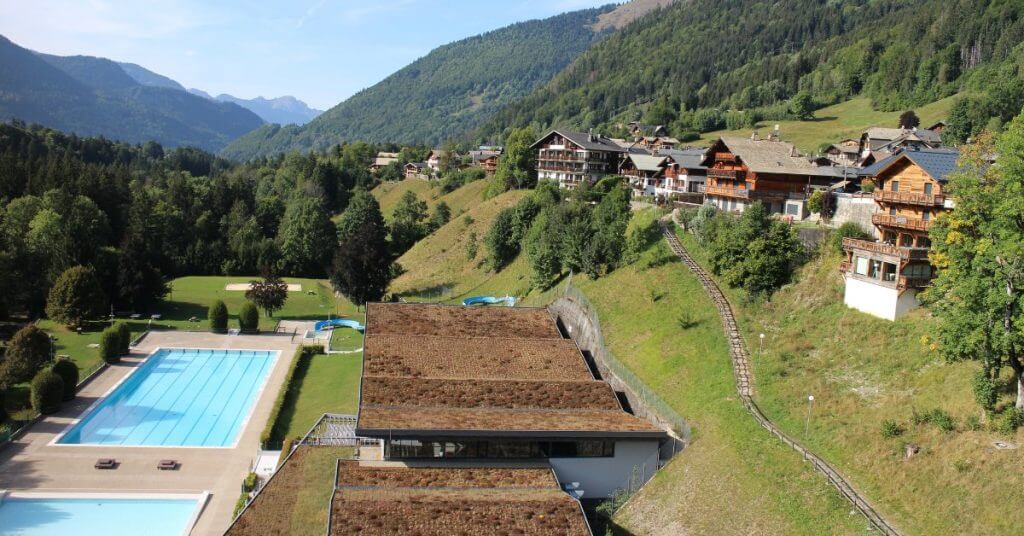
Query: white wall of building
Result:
<box><xmin>843</xmin><ymin>276</ymin><xmax>920</xmax><ymax>321</ymax></box>
<box><xmin>549</xmin><ymin>440</ymin><xmax>661</xmax><ymax>499</ymax></box>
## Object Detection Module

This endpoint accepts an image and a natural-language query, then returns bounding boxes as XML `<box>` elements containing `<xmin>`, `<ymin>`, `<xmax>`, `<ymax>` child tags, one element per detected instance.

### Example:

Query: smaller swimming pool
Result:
<box><xmin>57</xmin><ymin>348</ymin><xmax>279</xmax><ymax>447</ymax></box>
<box><xmin>0</xmin><ymin>493</ymin><xmax>205</xmax><ymax>535</ymax></box>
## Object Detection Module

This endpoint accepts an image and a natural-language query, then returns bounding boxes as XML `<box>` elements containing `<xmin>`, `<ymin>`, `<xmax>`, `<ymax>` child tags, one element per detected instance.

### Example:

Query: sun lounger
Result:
<box><xmin>158</xmin><ymin>459</ymin><xmax>179</xmax><ymax>470</ymax></box>
<box><xmin>94</xmin><ymin>458</ymin><xmax>117</xmax><ymax>470</ymax></box>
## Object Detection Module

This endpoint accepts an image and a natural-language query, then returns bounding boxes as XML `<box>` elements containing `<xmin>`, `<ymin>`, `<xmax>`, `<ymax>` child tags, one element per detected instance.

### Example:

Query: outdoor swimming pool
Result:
<box><xmin>57</xmin><ymin>348</ymin><xmax>278</xmax><ymax>447</ymax></box>
<box><xmin>0</xmin><ymin>494</ymin><xmax>203</xmax><ymax>535</ymax></box>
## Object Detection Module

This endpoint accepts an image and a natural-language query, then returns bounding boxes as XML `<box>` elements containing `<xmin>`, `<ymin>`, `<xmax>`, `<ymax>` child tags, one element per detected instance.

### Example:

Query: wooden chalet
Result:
<box><xmin>404</xmin><ymin>162</ymin><xmax>428</xmax><ymax>179</ymax></box>
<box><xmin>841</xmin><ymin>147</ymin><xmax>959</xmax><ymax>320</ymax></box>
<box><xmin>620</xmin><ymin>154</ymin><xmax>669</xmax><ymax>196</ymax></box>
<box><xmin>701</xmin><ymin>134</ymin><xmax>850</xmax><ymax>217</ymax></box>
<box><xmin>824</xmin><ymin>139</ymin><xmax>861</xmax><ymax>166</ymax></box>
<box><xmin>532</xmin><ymin>129</ymin><xmax>628</xmax><ymax>189</ymax></box>
<box><xmin>370</xmin><ymin>152</ymin><xmax>399</xmax><ymax>173</ymax></box>
<box><xmin>470</xmin><ymin>149</ymin><xmax>502</xmax><ymax>174</ymax></box>
<box><xmin>660</xmin><ymin>148</ymin><xmax>707</xmax><ymax>195</ymax></box>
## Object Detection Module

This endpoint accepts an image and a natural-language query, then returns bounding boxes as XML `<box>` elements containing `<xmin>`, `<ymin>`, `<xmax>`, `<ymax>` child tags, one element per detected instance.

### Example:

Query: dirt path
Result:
<box><xmin>659</xmin><ymin>219</ymin><xmax>901</xmax><ymax>536</ymax></box>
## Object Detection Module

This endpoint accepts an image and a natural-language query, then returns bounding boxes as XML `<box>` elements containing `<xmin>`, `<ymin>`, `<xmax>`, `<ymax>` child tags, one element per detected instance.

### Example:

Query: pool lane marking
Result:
<box><xmin>137</xmin><ymin>349</ymin><xmax>236</xmax><ymax>446</ymax></box>
<box><xmin>175</xmin><ymin>350</ymin><xmax>262</xmax><ymax>446</ymax></box>
<box><xmin>192</xmin><ymin>351</ymin><xmax>269</xmax><ymax>446</ymax></box>
<box><xmin>205</xmin><ymin>352</ymin><xmax>277</xmax><ymax>446</ymax></box>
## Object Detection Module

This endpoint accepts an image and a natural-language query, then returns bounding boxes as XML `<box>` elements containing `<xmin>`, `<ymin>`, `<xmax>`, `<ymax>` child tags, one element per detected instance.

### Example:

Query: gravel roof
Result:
<box><xmin>365</xmin><ymin>302</ymin><xmax>561</xmax><ymax>339</ymax></box>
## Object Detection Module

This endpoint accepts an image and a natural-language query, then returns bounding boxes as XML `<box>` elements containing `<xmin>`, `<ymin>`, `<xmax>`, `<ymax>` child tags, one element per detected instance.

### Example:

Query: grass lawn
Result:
<box><xmin>673</xmin><ymin>227</ymin><xmax>1024</xmax><ymax>535</ymax></box>
<box><xmin>328</xmin><ymin>328</ymin><xmax>363</xmax><ymax>352</ymax></box>
<box><xmin>274</xmin><ymin>353</ymin><xmax>362</xmax><ymax>444</ymax></box>
<box><xmin>700</xmin><ymin>96</ymin><xmax>957</xmax><ymax>153</ymax></box>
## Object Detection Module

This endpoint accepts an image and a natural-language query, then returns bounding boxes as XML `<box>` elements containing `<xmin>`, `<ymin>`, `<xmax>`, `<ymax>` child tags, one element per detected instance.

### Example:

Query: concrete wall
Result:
<box><xmin>550</xmin><ymin>440</ymin><xmax>661</xmax><ymax>499</ymax></box>
<box><xmin>832</xmin><ymin>193</ymin><xmax>876</xmax><ymax>235</ymax></box>
<box><xmin>843</xmin><ymin>276</ymin><xmax>920</xmax><ymax>321</ymax></box>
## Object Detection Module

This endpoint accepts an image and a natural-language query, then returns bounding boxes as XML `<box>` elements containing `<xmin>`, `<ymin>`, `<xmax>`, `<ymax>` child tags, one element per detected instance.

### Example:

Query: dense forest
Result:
<box><xmin>0</xmin><ymin>35</ymin><xmax>265</xmax><ymax>152</ymax></box>
<box><xmin>220</xmin><ymin>5</ymin><xmax>617</xmax><ymax>160</ymax></box>
<box><xmin>0</xmin><ymin>121</ymin><xmax>393</xmax><ymax>318</ymax></box>
<box><xmin>480</xmin><ymin>0</ymin><xmax>1024</xmax><ymax>144</ymax></box>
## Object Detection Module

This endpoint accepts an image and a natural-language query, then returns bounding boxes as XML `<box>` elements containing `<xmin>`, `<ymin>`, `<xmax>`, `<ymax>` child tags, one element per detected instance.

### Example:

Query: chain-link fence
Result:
<box><xmin>557</xmin><ymin>283</ymin><xmax>690</xmax><ymax>440</ymax></box>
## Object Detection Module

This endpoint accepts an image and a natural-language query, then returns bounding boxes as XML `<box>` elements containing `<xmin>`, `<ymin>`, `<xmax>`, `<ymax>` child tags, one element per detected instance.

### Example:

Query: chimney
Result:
<box><xmin>751</xmin><ymin>131</ymin><xmax>760</xmax><ymax>141</ymax></box>
<box><xmin>589</xmin><ymin>128</ymin><xmax>596</xmax><ymax>143</ymax></box>
<box><xmin>769</xmin><ymin>124</ymin><xmax>780</xmax><ymax>141</ymax></box>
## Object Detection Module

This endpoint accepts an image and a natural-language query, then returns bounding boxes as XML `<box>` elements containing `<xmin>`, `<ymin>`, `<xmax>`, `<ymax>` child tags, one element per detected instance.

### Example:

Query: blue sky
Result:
<box><xmin>0</xmin><ymin>0</ymin><xmax>612</xmax><ymax>110</ymax></box>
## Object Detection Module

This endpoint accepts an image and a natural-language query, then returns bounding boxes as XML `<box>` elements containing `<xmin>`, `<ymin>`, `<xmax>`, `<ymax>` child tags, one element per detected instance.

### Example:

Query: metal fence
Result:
<box><xmin>558</xmin><ymin>283</ymin><xmax>690</xmax><ymax>441</ymax></box>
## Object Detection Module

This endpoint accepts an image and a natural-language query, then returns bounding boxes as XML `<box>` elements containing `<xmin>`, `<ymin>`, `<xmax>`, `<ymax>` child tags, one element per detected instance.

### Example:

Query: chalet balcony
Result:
<box><xmin>899</xmin><ymin>275</ymin><xmax>933</xmax><ymax>290</ymax></box>
<box><xmin>872</xmin><ymin>214</ymin><xmax>932</xmax><ymax>232</ymax></box>
<box><xmin>538</xmin><ymin>152</ymin><xmax>587</xmax><ymax>163</ymax></box>
<box><xmin>705</xmin><ymin>185</ymin><xmax>750</xmax><ymax>199</ymax></box>
<box><xmin>707</xmin><ymin>168</ymin><xmax>746</xmax><ymax>181</ymax></box>
<box><xmin>874</xmin><ymin>190</ymin><xmax>945</xmax><ymax>206</ymax></box>
<box><xmin>841</xmin><ymin>238</ymin><xmax>930</xmax><ymax>261</ymax></box>
<box><xmin>714</xmin><ymin>152</ymin><xmax>738</xmax><ymax>163</ymax></box>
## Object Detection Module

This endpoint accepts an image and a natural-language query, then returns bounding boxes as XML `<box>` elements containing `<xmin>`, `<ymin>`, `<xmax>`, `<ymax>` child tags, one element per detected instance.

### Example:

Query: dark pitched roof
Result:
<box><xmin>659</xmin><ymin>148</ymin><xmax>707</xmax><ymax>170</ymax></box>
<box><xmin>532</xmin><ymin>129</ymin><xmax>627</xmax><ymax>153</ymax></box>
<box><xmin>862</xmin><ymin>147</ymin><xmax>961</xmax><ymax>182</ymax></box>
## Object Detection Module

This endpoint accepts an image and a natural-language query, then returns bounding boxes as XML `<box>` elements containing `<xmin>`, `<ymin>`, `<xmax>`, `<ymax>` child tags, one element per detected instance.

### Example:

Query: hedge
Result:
<box><xmin>31</xmin><ymin>369</ymin><xmax>64</xmax><ymax>415</ymax></box>
<box><xmin>209</xmin><ymin>300</ymin><xmax>228</xmax><ymax>333</ymax></box>
<box><xmin>99</xmin><ymin>328</ymin><xmax>121</xmax><ymax>364</ymax></box>
<box><xmin>239</xmin><ymin>302</ymin><xmax>259</xmax><ymax>333</ymax></box>
<box><xmin>51</xmin><ymin>359</ymin><xmax>79</xmax><ymax>401</ymax></box>
<box><xmin>260</xmin><ymin>345</ymin><xmax>323</xmax><ymax>450</ymax></box>
<box><xmin>116</xmin><ymin>322</ymin><xmax>132</xmax><ymax>355</ymax></box>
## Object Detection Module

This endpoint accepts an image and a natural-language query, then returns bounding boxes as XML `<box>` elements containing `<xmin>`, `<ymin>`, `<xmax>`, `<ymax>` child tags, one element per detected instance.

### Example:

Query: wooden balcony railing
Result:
<box><xmin>874</xmin><ymin>190</ymin><xmax>945</xmax><ymax>206</ymax></box>
<box><xmin>899</xmin><ymin>275</ymin><xmax>933</xmax><ymax>290</ymax></box>
<box><xmin>841</xmin><ymin>238</ymin><xmax>930</xmax><ymax>261</ymax></box>
<box><xmin>707</xmin><ymin>168</ymin><xmax>745</xmax><ymax>180</ymax></box>
<box><xmin>872</xmin><ymin>214</ymin><xmax>932</xmax><ymax>231</ymax></box>
<box><xmin>714</xmin><ymin>152</ymin><xmax>738</xmax><ymax>163</ymax></box>
<box><xmin>705</xmin><ymin>185</ymin><xmax>750</xmax><ymax>199</ymax></box>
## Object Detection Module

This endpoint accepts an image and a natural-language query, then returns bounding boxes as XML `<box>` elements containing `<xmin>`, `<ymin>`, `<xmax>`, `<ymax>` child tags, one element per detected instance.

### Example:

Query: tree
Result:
<box><xmin>789</xmin><ymin>91</ymin><xmax>814</xmax><ymax>120</ymax></box>
<box><xmin>490</xmin><ymin>127</ymin><xmax>537</xmax><ymax>195</ymax></box>
<box><xmin>238</xmin><ymin>302</ymin><xmax>260</xmax><ymax>333</ymax></box>
<box><xmin>708</xmin><ymin>202</ymin><xmax>802</xmax><ymax>296</ymax></box>
<box><xmin>0</xmin><ymin>325</ymin><xmax>51</xmax><ymax>388</ymax></box>
<box><xmin>278</xmin><ymin>198</ymin><xmax>336</xmax><ymax>278</ymax></box>
<box><xmin>389</xmin><ymin>191</ymin><xmax>429</xmax><ymax>254</ymax></box>
<box><xmin>429</xmin><ymin>201</ymin><xmax>451</xmax><ymax>232</ymax></box>
<box><xmin>926</xmin><ymin>121</ymin><xmax>1024</xmax><ymax>410</ymax></box>
<box><xmin>807</xmin><ymin>190</ymin><xmax>826</xmax><ymax>215</ymax></box>
<box><xmin>117</xmin><ymin>230</ymin><xmax>169</xmax><ymax>312</ymax></box>
<box><xmin>330</xmin><ymin>192</ymin><xmax>397</xmax><ymax>306</ymax></box>
<box><xmin>45</xmin><ymin>266</ymin><xmax>107</xmax><ymax>328</ymax></box>
<box><xmin>51</xmin><ymin>359</ymin><xmax>79</xmax><ymax>401</ymax></box>
<box><xmin>209</xmin><ymin>300</ymin><xmax>229</xmax><ymax>333</ymax></box>
<box><xmin>898</xmin><ymin>110</ymin><xmax>920</xmax><ymax>129</ymax></box>
<box><xmin>246</xmin><ymin>276</ymin><xmax>289</xmax><ymax>317</ymax></box>
<box><xmin>30</xmin><ymin>369</ymin><xmax>64</xmax><ymax>415</ymax></box>
<box><xmin>525</xmin><ymin>212</ymin><xmax>563</xmax><ymax>288</ymax></box>
<box><xmin>484</xmin><ymin>208</ymin><xmax>520</xmax><ymax>270</ymax></box>
<box><xmin>99</xmin><ymin>328</ymin><xmax>121</xmax><ymax>365</ymax></box>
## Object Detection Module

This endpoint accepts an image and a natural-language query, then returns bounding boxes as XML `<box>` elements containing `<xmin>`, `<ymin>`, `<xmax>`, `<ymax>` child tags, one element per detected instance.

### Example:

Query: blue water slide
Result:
<box><xmin>461</xmin><ymin>295</ymin><xmax>516</xmax><ymax>307</ymax></box>
<box><xmin>314</xmin><ymin>318</ymin><xmax>365</xmax><ymax>332</ymax></box>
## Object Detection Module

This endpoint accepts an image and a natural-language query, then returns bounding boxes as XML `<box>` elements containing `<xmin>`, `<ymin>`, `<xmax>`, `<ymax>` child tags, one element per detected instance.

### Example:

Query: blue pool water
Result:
<box><xmin>58</xmin><ymin>348</ymin><xmax>278</xmax><ymax>447</ymax></box>
<box><xmin>0</xmin><ymin>497</ymin><xmax>199</xmax><ymax>535</ymax></box>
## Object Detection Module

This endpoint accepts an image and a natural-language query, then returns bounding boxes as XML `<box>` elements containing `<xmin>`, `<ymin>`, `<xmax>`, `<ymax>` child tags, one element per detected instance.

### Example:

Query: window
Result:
<box><xmin>386</xmin><ymin>440</ymin><xmax>615</xmax><ymax>459</ymax></box>
<box><xmin>890</xmin><ymin>207</ymin><xmax>897</xmax><ymax>216</ymax></box>
<box><xmin>855</xmin><ymin>257</ymin><xmax>870</xmax><ymax>276</ymax></box>
<box><xmin>900</xmin><ymin>234</ymin><xmax>914</xmax><ymax>247</ymax></box>
<box><xmin>922</xmin><ymin>210</ymin><xmax>931</xmax><ymax>221</ymax></box>
<box><xmin>918</xmin><ymin>237</ymin><xmax>931</xmax><ymax>248</ymax></box>
<box><xmin>904</xmin><ymin>264</ymin><xmax>933</xmax><ymax>278</ymax></box>
<box><xmin>891</xmin><ymin>180</ymin><xmax>900</xmax><ymax>192</ymax></box>
<box><xmin>924</xmin><ymin>183</ymin><xmax>933</xmax><ymax>195</ymax></box>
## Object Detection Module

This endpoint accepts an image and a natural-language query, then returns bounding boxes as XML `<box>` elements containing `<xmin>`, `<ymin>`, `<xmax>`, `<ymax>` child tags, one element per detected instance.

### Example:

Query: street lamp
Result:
<box><xmin>758</xmin><ymin>333</ymin><xmax>765</xmax><ymax>359</ymax></box>
<box><xmin>805</xmin><ymin>395</ymin><xmax>815</xmax><ymax>437</ymax></box>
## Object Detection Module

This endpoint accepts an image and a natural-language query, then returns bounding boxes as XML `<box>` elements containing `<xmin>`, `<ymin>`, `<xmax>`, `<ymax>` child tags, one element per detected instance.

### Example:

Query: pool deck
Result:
<box><xmin>0</xmin><ymin>331</ymin><xmax>303</xmax><ymax>536</ymax></box>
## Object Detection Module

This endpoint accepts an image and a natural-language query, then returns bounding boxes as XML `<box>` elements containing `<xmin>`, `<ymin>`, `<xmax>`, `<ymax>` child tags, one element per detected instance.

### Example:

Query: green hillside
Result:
<box><xmin>221</xmin><ymin>5</ymin><xmax>616</xmax><ymax>160</ymax></box>
<box><xmin>482</xmin><ymin>0</ymin><xmax>1024</xmax><ymax>145</ymax></box>
<box><xmin>700</xmin><ymin>96</ymin><xmax>957</xmax><ymax>153</ymax></box>
<box><xmin>370</xmin><ymin>178</ymin><xmax>489</xmax><ymax>221</ymax></box>
<box><xmin>0</xmin><ymin>35</ymin><xmax>264</xmax><ymax>152</ymax></box>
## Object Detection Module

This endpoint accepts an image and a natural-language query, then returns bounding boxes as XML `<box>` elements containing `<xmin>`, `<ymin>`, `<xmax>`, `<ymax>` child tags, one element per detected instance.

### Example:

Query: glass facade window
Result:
<box><xmin>385</xmin><ymin>439</ymin><xmax>616</xmax><ymax>460</ymax></box>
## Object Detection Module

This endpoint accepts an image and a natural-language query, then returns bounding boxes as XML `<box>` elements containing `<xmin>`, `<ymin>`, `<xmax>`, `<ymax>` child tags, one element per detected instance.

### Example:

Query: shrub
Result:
<box><xmin>209</xmin><ymin>300</ymin><xmax>228</xmax><ymax>333</ymax></box>
<box><xmin>880</xmin><ymin>419</ymin><xmax>903</xmax><ymax>439</ymax></box>
<box><xmin>238</xmin><ymin>302</ymin><xmax>259</xmax><ymax>333</ymax></box>
<box><xmin>972</xmin><ymin>368</ymin><xmax>998</xmax><ymax>412</ymax></box>
<box><xmin>997</xmin><ymin>407</ymin><xmax>1024</xmax><ymax>435</ymax></box>
<box><xmin>965</xmin><ymin>414</ymin><xmax>982</xmax><ymax>431</ymax></box>
<box><xmin>829</xmin><ymin>222</ymin><xmax>872</xmax><ymax>254</ymax></box>
<box><xmin>30</xmin><ymin>369</ymin><xmax>64</xmax><ymax>415</ymax></box>
<box><xmin>807</xmin><ymin>190</ymin><xmax>826</xmax><ymax>215</ymax></box>
<box><xmin>465</xmin><ymin>231</ymin><xmax>478</xmax><ymax>261</ymax></box>
<box><xmin>116</xmin><ymin>322</ymin><xmax>132</xmax><ymax>355</ymax></box>
<box><xmin>99</xmin><ymin>328</ymin><xmax>121</xmax><ymax>364</ymax></box>
<box><xmin>923</xmin><ymin>408</ymin><xmax>956</xmax><ymax>432</ymax></box>
<box><xmin>0</xmin><ymin>325</ymin><xmax>51</xmax><ymax>388</ymax></box>
<box><xmin>242</xmin><ymin>472</ymin><xmax>258</xmax><ymax>493</ymax></box>
<box><xmin>51</xmin><ymin>359</ymin><xmax>79</xmax><ymax>401</ymax></box>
